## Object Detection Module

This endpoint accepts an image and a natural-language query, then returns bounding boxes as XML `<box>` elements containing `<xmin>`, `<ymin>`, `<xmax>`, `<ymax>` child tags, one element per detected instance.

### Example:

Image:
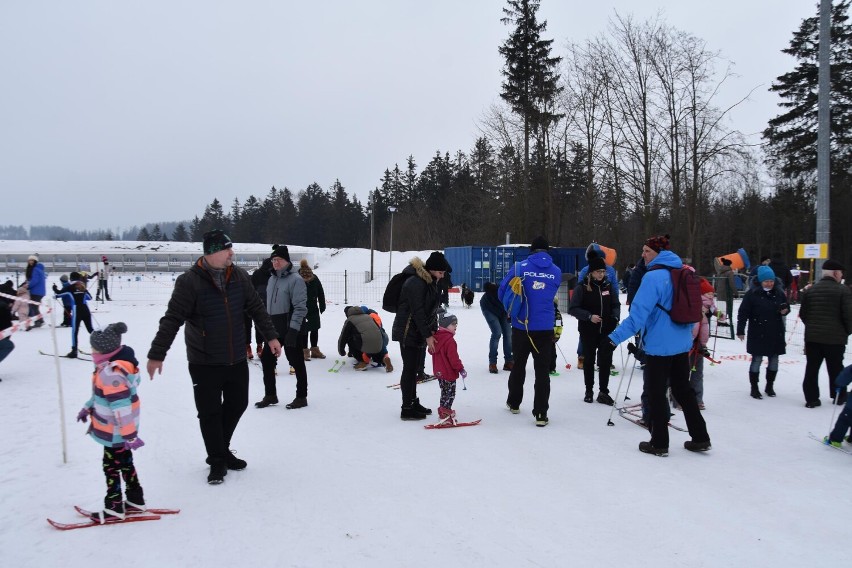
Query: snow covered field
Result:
<box><xmin>0</xmin><ymin>242</ymin><xmax>848</xmax><ymax>567</ymax></box>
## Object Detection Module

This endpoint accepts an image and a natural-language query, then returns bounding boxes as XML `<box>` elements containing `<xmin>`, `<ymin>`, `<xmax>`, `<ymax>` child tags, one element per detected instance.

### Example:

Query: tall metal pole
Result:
<box><xmin>369</xmin><ymin>190</ymin><xmax>374</xmax><ymax>281</ymax></box>
<box><xmin>388</xmin><ymin>207</ymin><xmax>396</xmax><ymax>278</ymax></box>
<box><xmin>816</xmin><ymin>0</ymin><xmax>832</xmax><ymax>277</ymax></box>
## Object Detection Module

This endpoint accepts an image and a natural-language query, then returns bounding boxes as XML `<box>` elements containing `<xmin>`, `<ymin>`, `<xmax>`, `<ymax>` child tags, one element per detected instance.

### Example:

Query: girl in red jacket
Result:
<box><xmin>432</xmin><ymin>313</ymin><xmax>467</xmax><ymax>425</ymax></box>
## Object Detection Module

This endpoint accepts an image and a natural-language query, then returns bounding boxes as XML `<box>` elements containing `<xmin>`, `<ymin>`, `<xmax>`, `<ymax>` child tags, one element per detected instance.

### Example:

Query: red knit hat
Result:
<box><xmin>699</xmin><ymin>278</ymin><xmax>714</xmax><ymax>295</ymax></box>
<box><xmin>645</xmin><ymin>234</ymin><xmax>670</xmax><ymax>253</ymax></box>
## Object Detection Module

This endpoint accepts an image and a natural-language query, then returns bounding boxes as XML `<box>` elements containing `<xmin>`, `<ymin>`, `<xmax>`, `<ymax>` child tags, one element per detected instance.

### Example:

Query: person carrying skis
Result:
<box><xmin>431</xmin><ymin>313</ymin><xmax>466</xmax><ymax>425</ymax></box>
<box><xmin>77</xmin><ymin>322</ymin><xmax>145</xmax><ymax>524</ymax></box>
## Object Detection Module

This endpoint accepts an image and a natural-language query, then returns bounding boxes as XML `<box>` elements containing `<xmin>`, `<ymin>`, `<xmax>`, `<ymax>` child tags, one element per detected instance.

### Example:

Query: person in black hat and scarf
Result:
<box><xmin>147</xmin><ymin>229</ymin><xmax>281</xmax><ymax>485</ymax></box>
<box><xmin>392</xmin><ymin>251</ymin><xmax>448</xmax><ymax>420</ymax></box>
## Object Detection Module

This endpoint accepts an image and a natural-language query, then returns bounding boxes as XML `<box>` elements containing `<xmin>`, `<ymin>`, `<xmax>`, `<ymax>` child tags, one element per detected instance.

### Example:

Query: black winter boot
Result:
<box><xmin>749</xmin><ymin>372</ymin><xmax>762</xmax><ymax>399</ymax></box>
<box><xmin>401</xmin><ymin>403</ymin><xmax>428</xmax><ymax>420</ymax></box>
<box><xmin>412</xmin><ymin>397</ymin><xmax>432</xmax><ymax>415</ymax></box>
<box><xmin>765</xmin><ymin>370</ymin><xmax>777</xmax><ymax>397</ymax></box>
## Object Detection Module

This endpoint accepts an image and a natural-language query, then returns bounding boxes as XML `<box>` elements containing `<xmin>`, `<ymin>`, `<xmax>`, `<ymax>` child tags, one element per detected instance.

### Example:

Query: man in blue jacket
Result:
<box><xmin>608</xmin><ymin>236</ymin><xmax>711</xmax><ymax>456</ymax></box>
<box><xmin>499</xmin><ymin>236</ymin><xmax>561</xmax><ymax>427</ymax></box>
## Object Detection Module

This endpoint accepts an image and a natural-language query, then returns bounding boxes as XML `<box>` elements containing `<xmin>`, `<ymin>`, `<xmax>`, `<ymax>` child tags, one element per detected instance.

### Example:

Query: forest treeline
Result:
<box><xmin>4</xmin><ymin>1</ymin><xmax>850</xmax><ymax>276</ymax></box>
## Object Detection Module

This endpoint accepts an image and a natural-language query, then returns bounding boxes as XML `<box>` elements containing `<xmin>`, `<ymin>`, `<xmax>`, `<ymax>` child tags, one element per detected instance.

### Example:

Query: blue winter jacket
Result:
<box><xmin>608</xmin><ymin>250</ymin><xmax>693</xmax><ymax>356</ymax></box>
<box><xmin>27</xmin><ymin>263</ymin><xmax>46</xmax><ymax>296</ymax></box>
<box><xmin>498</xmin><ymin>251</ymin><xmax>562</xmax><ymax>331</ymax></box>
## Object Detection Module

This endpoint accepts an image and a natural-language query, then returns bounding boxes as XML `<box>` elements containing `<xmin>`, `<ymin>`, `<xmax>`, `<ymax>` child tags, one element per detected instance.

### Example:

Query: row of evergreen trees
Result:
<box><xmin>181</xmin><ymin>1</ymin><xmax>852</xmax><ymax>275</ymax></box>
<box><xmin>8</xmin><ymin>2</ymin><xmax>849</xmax><ymax>277</ymax></box>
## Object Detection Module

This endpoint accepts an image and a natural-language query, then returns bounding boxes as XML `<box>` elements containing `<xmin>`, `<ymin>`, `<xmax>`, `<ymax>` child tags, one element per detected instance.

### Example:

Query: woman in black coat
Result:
<box><xmin>737</xmin><ymin>266</ymin><xmax>790</xmax><ymax>399</ymax></box>
<box><xmin>568</xmin><ymin>257</ymin><xmax>621</xmax><ymax>405</ymax></box>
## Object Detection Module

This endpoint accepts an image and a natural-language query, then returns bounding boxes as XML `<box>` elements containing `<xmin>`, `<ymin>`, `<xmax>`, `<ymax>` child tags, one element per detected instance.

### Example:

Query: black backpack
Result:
<box><xmin>382</xmin><ymin>272</ymin><xmax>413</xmax><ymax>313</ymax></box>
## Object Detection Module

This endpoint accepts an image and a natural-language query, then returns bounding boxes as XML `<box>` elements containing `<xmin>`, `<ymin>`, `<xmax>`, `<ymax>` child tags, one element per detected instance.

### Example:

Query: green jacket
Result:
<box><xmin>800</xmin><ymin>277</ymin><xmax>852</xmax><ymax>345</ymax></box>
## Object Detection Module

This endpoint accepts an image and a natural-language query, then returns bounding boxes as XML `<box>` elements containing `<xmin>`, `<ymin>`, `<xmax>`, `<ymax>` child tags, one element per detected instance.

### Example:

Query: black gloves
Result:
<box><xmin>284</xmin><ymin>328</ymin><xmax>299</xmax><ymax>348</ymax></box>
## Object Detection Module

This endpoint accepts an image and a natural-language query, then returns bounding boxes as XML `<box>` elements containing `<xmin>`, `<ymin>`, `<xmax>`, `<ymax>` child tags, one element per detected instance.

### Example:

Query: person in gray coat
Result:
<box><xmin>255</xmin><ymin>245</ymin><xmax>310</xmax><ymax>410</ymax></box>
<box><xmin>338</xmin><ymin>306</ymin><xmax>392</xmax><ymax>371</ymax></box>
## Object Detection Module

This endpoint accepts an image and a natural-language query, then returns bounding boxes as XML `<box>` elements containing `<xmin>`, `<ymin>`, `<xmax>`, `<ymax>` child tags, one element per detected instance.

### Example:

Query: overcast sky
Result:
<box><xmin>0</xmin><ymin>1</ymin><xmax>817</xmax><ymax>232</ymax></box>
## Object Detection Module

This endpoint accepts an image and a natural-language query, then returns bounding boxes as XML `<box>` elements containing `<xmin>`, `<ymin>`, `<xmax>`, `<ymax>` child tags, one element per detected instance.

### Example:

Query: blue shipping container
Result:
<box><xmin>442</xmin><ymin>246</ymin><xmax>495</xmax><ymax>292</ymax></box>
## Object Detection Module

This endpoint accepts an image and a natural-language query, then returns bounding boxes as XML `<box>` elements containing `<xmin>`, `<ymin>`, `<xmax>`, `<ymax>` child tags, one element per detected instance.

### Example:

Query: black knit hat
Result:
<box><xmin>588</xmin><ymin>257</ymin><xmax>607</xmax><ymax>272</ymax></box>
<box><xmin>823</xmin><ymin>259</ymin><xmax>845</xmax><ymax>271</ymax></box>
<box><xmin>203</xmin><ymin>229</ymin><xmax>233</xmax><ymax>255</ymax></box>
<box><xmin>424</xmin><ymin>251</ymin><xmax>450</xmax><ymax>272</ymax></box>
<box><xmin>90</xmin><ymin>322</ymin><xmax>128</xmax><ymax>353</ymax></box>
<box><xmin>270</xmin><ymin>244</ymin><xmax>291</xmax><ymax>263</ymax></box>
<box><xmin>530</xmin><ymin>236</ymin><xmax>549</xmax><ymax>251</ymax></box>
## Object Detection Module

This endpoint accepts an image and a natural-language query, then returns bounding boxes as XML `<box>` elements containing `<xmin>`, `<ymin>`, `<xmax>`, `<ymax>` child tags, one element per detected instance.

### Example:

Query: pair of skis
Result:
<box><xmin>47</xmin><ymin>505</ymin><xmax>180</xmax><ymax>530</ymax></box>
<box><xmin>386</xmin><ymin>376</ymin><xmax>436</xmax><ymax>389</ymax></box>
<box><xmin>424</xmin><ymin>418</ymin><xmax>481</xmax><ymax>430</ymax></box>
<box><xmin>618</xmin><ymin>403</ymin><xmax>687</xmax><ymax>432</ymax></box>
<box><xmin>39</xmin><ymin>350</ymin><xmax>93</xmax><ymax>362</ymax></box>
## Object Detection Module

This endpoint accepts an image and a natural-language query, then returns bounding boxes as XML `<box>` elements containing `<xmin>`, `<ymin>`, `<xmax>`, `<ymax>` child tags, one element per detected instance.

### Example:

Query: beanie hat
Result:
<box><xmin>28</xmin><ymin>254</ymin><xmax>39</xmax><ymax>262</ymax></box>
<box><xmin>823</xmin><ymin>259</ymin><xmax>845</xmax><ymax>271</ymax></box>
<box><xmin>757</xmin><ymin>266</ymin><xmax>776</xmax><ymax>282</ymax></box>
<box><xmin>644</xmin><ymin>234</ymin><xmax>670</xmax><ymax>253</ymax></box>
<box><xmin>270</xmin><ymin>244</ymin><xmax>291</xmax><ymax>263</ymax></box>
<box><xmin>530</xmin><ymin>236</ymin><xmax>549</xmax><ymax>251</ymax></box>
<box><xmin>424</xmin><ymin>251</ymin><xmax>450</xmax><ymax>272</ymax></box>
<box><xmin>90</xmin><ymin>322</ymin><xmax>127</xmax><ymax>354</ymax></box>
<box><xmin>699</xmin><ymin>278</ymin><xmax>714</xmax><ymax>295</ymax></box>
<box><xmin>439</xmin><ymin>313</ymin><xmax>458</xmax><ymax>328</ymax></box>
<box><xmin>0</xmin><ymin>280</ymin><xmax>14</xmax><ymax>296</ymax></box>
<box><xmin>298</xmin><ymin>259</ymin><xmax>313</xmax><ymax>278</ymax></box>
<box><xmin>588</xmin><ymin>257</ymin><xmax>606</xmax><ymax>272</ymax></box>
<box><xmin>202</xmin><ymin>229</ymin><xmax>233</xmax><ymax>255</ymax></box>
<box><xmin>60</xmin><ymin>274</ymin><xmax>69</xmax><ymax>283</ymax></box>
<box><xmin>102</xmin><ymin>256</ymin><xmax>109</xmax><ymax>262</ymax></box>
<box><xmin>585</xmin><ymin>242</ymin><xmax>603</xmax><ymax>261</ymax></box>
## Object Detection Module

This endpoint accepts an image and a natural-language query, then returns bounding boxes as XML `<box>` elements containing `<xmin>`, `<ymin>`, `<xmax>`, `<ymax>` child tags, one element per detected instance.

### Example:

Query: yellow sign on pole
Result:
<box><xmin>796</xmin><ymin>243</ymin><xmax>828</xmax><ymax>259</ymax></box>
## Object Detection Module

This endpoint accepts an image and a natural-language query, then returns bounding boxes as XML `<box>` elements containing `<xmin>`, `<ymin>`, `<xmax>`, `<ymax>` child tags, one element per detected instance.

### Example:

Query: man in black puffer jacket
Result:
<box><xmin>800</xmin><ymin>259</ymin><xmax>852</xmax><ymax>407</ymax></box>
<box><xmin>147</xmin><ymin>230</ymin><xmax>281</xmax><ymax>485</ymax></box>
<box><xmin>392</xmin><ymin>252</ymin><xmax>447</xmax><ymax>420</ymax></box>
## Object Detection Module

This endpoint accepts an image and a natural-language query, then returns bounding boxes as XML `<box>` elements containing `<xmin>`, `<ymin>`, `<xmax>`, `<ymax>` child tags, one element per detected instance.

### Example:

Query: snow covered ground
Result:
<box><xmin>0</xmin><ymin>243</ymin><xmax>848</xmax><ymax>567</ymax></box>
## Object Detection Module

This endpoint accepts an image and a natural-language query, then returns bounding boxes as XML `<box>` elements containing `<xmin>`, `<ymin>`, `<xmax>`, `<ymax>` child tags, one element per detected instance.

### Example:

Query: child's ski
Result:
<box><xmin>47</xmin><ymin>513</ymin><xmax>161</xmax><ymax>530</ymax></box>
<box><xmin>74</xmin><ymin>505</ymin><xmax>180</xmax><ymax>517</ymax></box>
<box><xmin>808</xmin><ymin>432</ymin><xmax>852</xmax><ymax>455</ymax></box>
<box><xmin>387</xmin><ymin>376</ymin><xmax>437</xmax><ymax>389</ymax></box>
<box><xmin>424</xmin><ymin>419</ymin><xmax>482</xmax><ymax>430</ymax></box>
<box><xmin>328</xmin><ymin>359</ymin><xmax>345</xmax><ymax>373</ymax></box>
<box><xmin>38</xmin><ymin>350</ymin><xmax>92</xmax><ymax>361</ymax></box>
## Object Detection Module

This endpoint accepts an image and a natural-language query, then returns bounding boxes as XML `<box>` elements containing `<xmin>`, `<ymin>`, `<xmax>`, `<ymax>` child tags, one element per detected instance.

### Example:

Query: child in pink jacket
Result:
<box><xmin>688</xmin><ymin>278</ymin><xmax>726</xmax><ymax>409</ymax></box>
<box><xmin>431</xmin><ymin>313</ymin><xmax>466</xmax><ymax>425</ymax></box>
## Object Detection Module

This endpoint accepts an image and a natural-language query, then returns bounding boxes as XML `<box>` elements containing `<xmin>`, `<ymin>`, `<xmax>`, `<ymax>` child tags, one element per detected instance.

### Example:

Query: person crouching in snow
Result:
<box><xmin>431</xmin><ymin>313</ymin><xmax>466</xmax><ymax>424</ymax></box>
<box><xmin>77</xmin><ymin>322</ymin><xmax>145</xmax><ymax>524</ymax></box>
<box><xmin>338</xmin><ymin>305</ymin><xmax>393</xmax><ymax>371</ymax></box>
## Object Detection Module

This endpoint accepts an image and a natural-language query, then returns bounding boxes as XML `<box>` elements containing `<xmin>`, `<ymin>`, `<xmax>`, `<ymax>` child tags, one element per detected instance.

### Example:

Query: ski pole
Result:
<box><xmin>827</xmin><ymin>388</ymin><xmax>842</xmax><ymax>435</ymax></box>
<box><xmin>555</xmin><ymin>343</ymin><xmax>572</xmax><ymax>369</ymax></box>
<box><xmin>607</xmin><ymin>349</ymin><xmax>633</xmax><ymax>426</ymax></box>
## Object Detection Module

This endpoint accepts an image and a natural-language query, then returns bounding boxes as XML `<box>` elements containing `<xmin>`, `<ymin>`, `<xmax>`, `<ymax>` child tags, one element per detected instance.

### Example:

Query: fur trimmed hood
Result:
<box><xmin>408</xmin><ymin>256</ymin><xmax>434</xmax><ymax>284</ymax></box>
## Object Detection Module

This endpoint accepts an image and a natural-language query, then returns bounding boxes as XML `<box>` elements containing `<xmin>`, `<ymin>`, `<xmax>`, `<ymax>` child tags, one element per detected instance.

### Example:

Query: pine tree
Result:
<box><xmin>172</xmin><ymin>223</ymin><xmax>189</xmax><ymax>242</ymax></box>
<box><xmin>150</xmin><ymin>224</ymin><xmax>162</xmax><ymax>241</ymax></box>
<box><xmin>137</xmin><ymin>227</ymin><xmax>151</xmax><ymax>241</ymax></box>
<box><xmin>498</xmin><ymin>0</ymin><xmax>562</xmax><ymax>236</ymax></box>
<box><xmin>764</xmin><ymin>0</ymin><xmax>852</xmax><ymax>178</ymax></box>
